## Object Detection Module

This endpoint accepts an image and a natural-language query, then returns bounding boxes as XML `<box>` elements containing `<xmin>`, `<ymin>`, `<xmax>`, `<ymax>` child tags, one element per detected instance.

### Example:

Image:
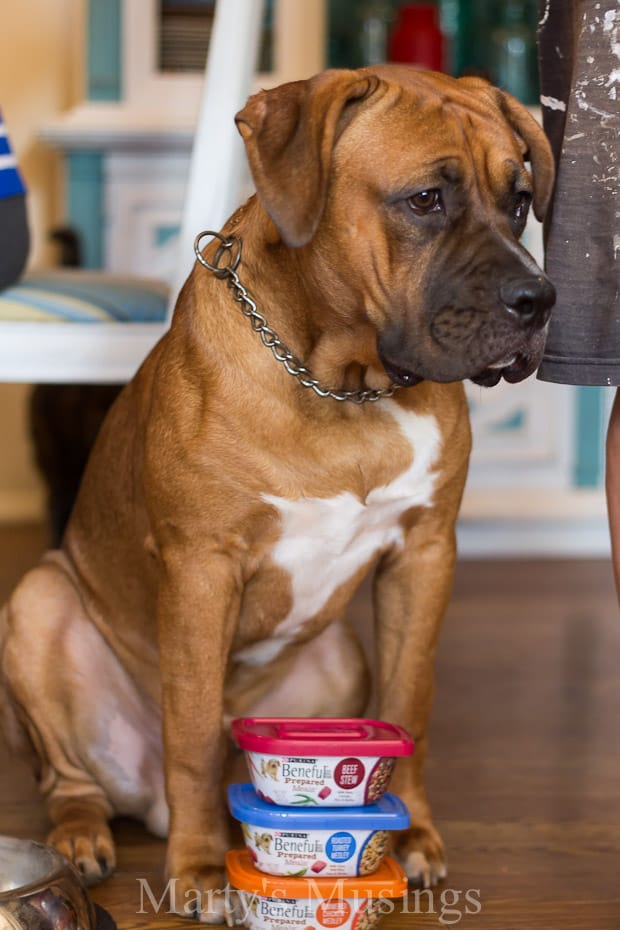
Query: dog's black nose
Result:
<box><xmin>500</xmin><ymin>275</ymin><xmax>556</xmax><ymax>328</ymax></box>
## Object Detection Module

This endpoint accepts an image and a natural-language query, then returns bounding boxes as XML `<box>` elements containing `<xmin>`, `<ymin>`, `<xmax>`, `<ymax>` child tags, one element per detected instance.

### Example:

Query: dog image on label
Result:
<box><xmin>261</xmin><ymin>758</ymin><xmax>281</xmax><ymax>782</ymax></box>
<box><xmin>253</xmin><ymin>832</ymin><xmax>273</xmax><ymax>854</ymax></box>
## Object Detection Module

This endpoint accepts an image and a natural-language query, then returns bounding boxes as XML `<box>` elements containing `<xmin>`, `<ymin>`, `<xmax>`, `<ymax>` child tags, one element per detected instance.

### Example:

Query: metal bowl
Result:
<box><xmin>0</xmin><ymin>835</ymin><xmax>96</xmax><ymax>930</ymax></box>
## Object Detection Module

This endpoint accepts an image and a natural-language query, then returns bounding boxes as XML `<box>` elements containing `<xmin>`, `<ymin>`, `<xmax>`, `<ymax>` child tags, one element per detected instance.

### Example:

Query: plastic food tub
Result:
<box><xmin>226</xmin><ymin>849</ymin><xmax>407</xmax><ymax>930</ymax></box>
<box><xmin>231</xmin><ymin>718</ymin><xmax>414</xmax><ymax>807</ymax></box>
<box><xmin>228</xmin><ymin>783</ymin><xmax>410</xmax><ymax>877</ymax></box>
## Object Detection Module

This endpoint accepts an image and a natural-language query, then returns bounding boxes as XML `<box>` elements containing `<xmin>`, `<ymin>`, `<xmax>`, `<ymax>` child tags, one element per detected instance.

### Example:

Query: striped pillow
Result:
<box><xmin>0</xmin><ymin>271</ymin><xmax>170</xmax><ymax>323</ymax></box>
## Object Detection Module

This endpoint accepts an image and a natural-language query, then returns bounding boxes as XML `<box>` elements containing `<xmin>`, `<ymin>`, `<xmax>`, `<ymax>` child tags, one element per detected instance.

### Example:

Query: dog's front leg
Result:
<box><xmin>373</xmin><ymin>498</ymin><xmax>462</xmax><ymax>889</ymax></box>
<box><xmin>157</xmin><ymin>548</ymin><xmax>241</xmax><ymax>924</ymax></box>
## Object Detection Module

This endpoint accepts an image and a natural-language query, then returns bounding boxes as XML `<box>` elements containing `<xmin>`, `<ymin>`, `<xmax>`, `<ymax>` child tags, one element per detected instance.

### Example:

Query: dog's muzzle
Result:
<box><xmin>377</xmin><ymin>267</ymin><xmax>556</xmax><ymax>389</ymax></box>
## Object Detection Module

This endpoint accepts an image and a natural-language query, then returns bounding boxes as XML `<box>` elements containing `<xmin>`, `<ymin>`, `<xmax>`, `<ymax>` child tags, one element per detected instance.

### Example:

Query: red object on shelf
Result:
<box><xmin>388</xmin><ymin>4</ymin><xmax>444</xmax><ymax>71</ymax></box>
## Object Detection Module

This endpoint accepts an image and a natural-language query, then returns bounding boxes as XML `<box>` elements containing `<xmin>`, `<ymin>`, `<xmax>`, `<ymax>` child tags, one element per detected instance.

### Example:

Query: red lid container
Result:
<box><xmin>231</xmin><ymin>718</ymin><xmax>414</xmax><ymax>757</ymax></box>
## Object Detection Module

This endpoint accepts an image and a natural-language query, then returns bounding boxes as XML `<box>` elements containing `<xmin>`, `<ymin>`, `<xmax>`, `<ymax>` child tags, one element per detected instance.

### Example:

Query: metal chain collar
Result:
<box><xmin>194</xmin><ymin>230</ymin><xmax>399</xmax><ymax>405</ymax></box>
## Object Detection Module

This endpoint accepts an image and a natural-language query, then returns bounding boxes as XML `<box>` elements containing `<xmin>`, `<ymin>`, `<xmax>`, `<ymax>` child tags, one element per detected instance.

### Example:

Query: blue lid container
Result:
<box><xmin>228</xmin><ymin>783</ymin><xmax>410</xmax><ymax>829</ymax></box>
<box><xmin>228</xmin><ymin>784</ymin><xmax>410</xmax><ymax>877</ymax></box>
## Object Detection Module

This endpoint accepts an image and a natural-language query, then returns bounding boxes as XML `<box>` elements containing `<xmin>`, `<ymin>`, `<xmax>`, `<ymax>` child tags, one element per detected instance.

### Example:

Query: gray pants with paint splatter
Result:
<box><xmin>536</xmin><ymin>0</ymin><xmax>619</xmax><ymax>387</ymax></box>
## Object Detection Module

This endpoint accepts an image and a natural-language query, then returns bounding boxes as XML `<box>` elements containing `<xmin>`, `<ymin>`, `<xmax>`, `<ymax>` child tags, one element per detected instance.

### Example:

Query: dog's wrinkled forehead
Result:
<box><xmin>235</xmin><ymin>65</ymin><xmax>554</xmax><ymax>248</ymax></box>
<box><xmin>346</xmin><ymin>68</ymin><xmax>527</xmax><ymax>167</ymax></box>
<box><xmin>339</xmin><ymin>77</ymin><xmax>529</xmax><ymax>198</ymax></box>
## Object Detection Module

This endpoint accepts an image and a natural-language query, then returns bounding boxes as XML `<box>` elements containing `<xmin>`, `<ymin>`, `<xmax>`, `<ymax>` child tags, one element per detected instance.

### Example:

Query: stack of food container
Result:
<box><xmin>225</xmin><ymin>717</ymin><xmax>414</xmax><ymax>930</ymax></box>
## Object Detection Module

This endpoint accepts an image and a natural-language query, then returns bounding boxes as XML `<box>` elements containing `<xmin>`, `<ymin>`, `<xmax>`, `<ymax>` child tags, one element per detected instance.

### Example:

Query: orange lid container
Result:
<box><xmin>226</xmin><ymin>849</ymin><xmax>408</xmax><ymax>899</ymax></box>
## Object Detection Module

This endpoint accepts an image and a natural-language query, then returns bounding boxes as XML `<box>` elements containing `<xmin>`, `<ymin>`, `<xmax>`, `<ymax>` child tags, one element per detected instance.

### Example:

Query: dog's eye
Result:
<box><xmin>407</xmin><ymin>189</ymin><xmax>443</xmax><ymax>215</ymax></box>
<box><xmin>513</xmin><ymin>192</ymin><xmax>532</xmax><ymax>221</ymax></box>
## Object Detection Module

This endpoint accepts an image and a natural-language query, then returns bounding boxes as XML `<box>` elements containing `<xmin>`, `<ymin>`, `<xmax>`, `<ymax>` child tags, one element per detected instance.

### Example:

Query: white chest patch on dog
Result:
<box><xmin>235</xmin><ymin>404</ymin><xmax>441</xmax><ymax>666</ymax></box>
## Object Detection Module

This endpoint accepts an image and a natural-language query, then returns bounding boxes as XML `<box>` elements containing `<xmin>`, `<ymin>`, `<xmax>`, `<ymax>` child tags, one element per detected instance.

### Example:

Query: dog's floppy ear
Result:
<box><xmin>458</xmin><ymin>76</ymin><xmax>555</xmax><ymax>222</ymax></box>
<box><xmin>497</xmin><ymin>90</ymin><xmax>555</xmax><ymax>222</ymax></box>
<box><xmin>236</xmin><ymin>70</ymin><xmax>380</xmax><ymax>247</ymax></box>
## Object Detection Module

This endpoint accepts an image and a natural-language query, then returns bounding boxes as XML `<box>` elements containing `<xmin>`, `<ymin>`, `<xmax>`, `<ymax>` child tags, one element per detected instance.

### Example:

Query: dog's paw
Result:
<box><xmin>394</xmin><ymin>825</ymin><xmax>447</xmax><ymax>888</ymax></box>
<box><xmin>168</xmin><ymin>865</ymin><xmax>228</xmax><ymax>924</ymax></box>
<box><xmin>47</xmin><ymin>820</ymin><xmax>116</xmax><ymax>886</ymax></box>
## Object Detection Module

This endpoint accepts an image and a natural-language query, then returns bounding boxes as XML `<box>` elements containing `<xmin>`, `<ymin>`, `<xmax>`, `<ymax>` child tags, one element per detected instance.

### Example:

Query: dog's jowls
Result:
<box><xmin>0</xmin><ymin>66</ymin><xmax>555</xmax><ymax>923</ymax></box>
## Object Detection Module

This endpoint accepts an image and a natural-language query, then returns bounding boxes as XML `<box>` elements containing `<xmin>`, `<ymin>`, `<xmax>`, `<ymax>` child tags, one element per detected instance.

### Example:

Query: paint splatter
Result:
<box><xmin>540</xmin><ymin>95</ymin><xmax>567</xmax><ymax>111</ymax></box>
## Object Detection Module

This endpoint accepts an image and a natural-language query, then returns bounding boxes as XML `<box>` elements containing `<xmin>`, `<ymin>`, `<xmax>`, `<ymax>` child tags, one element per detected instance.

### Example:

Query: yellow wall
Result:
<box><xmin>0</xmin><ymin>0</ymin><xmax>84</xmax><ymax>523</ymax></box>
<box><xmin>1</xmin><ymin>0</ymin><xmax>83</xmax><ymax>266</ymax></box>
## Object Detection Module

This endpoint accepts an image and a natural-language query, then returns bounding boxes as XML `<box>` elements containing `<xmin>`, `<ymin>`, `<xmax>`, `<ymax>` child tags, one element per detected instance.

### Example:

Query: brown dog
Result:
<box><xmin>0</xmin><ymin>66</ymin><xmax>555</xmax><ymax>922</ymax></box>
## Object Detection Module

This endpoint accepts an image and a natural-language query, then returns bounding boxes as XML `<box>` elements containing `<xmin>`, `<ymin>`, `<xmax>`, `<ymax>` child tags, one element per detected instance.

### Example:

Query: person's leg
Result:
<box><xmin>0</xmin><ymin>194</ymin><xmax>29</xmax><ymax>289</ymax></box>
<box><xmin>0</xmin><ymin>111</ymin><xmax>29</xmax><ymax>289</ymax></box>
<box><xmin>605</xmin><ymin>388</ymin><xmax>620</xmax><ymax>599</ymax></box>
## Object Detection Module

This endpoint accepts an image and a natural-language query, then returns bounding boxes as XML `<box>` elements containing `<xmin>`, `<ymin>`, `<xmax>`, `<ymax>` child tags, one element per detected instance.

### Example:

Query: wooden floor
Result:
<box><xmin>1</xmin><ymin>523</ymin><xmax>620</xmax><ymax>929</ymax></box>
